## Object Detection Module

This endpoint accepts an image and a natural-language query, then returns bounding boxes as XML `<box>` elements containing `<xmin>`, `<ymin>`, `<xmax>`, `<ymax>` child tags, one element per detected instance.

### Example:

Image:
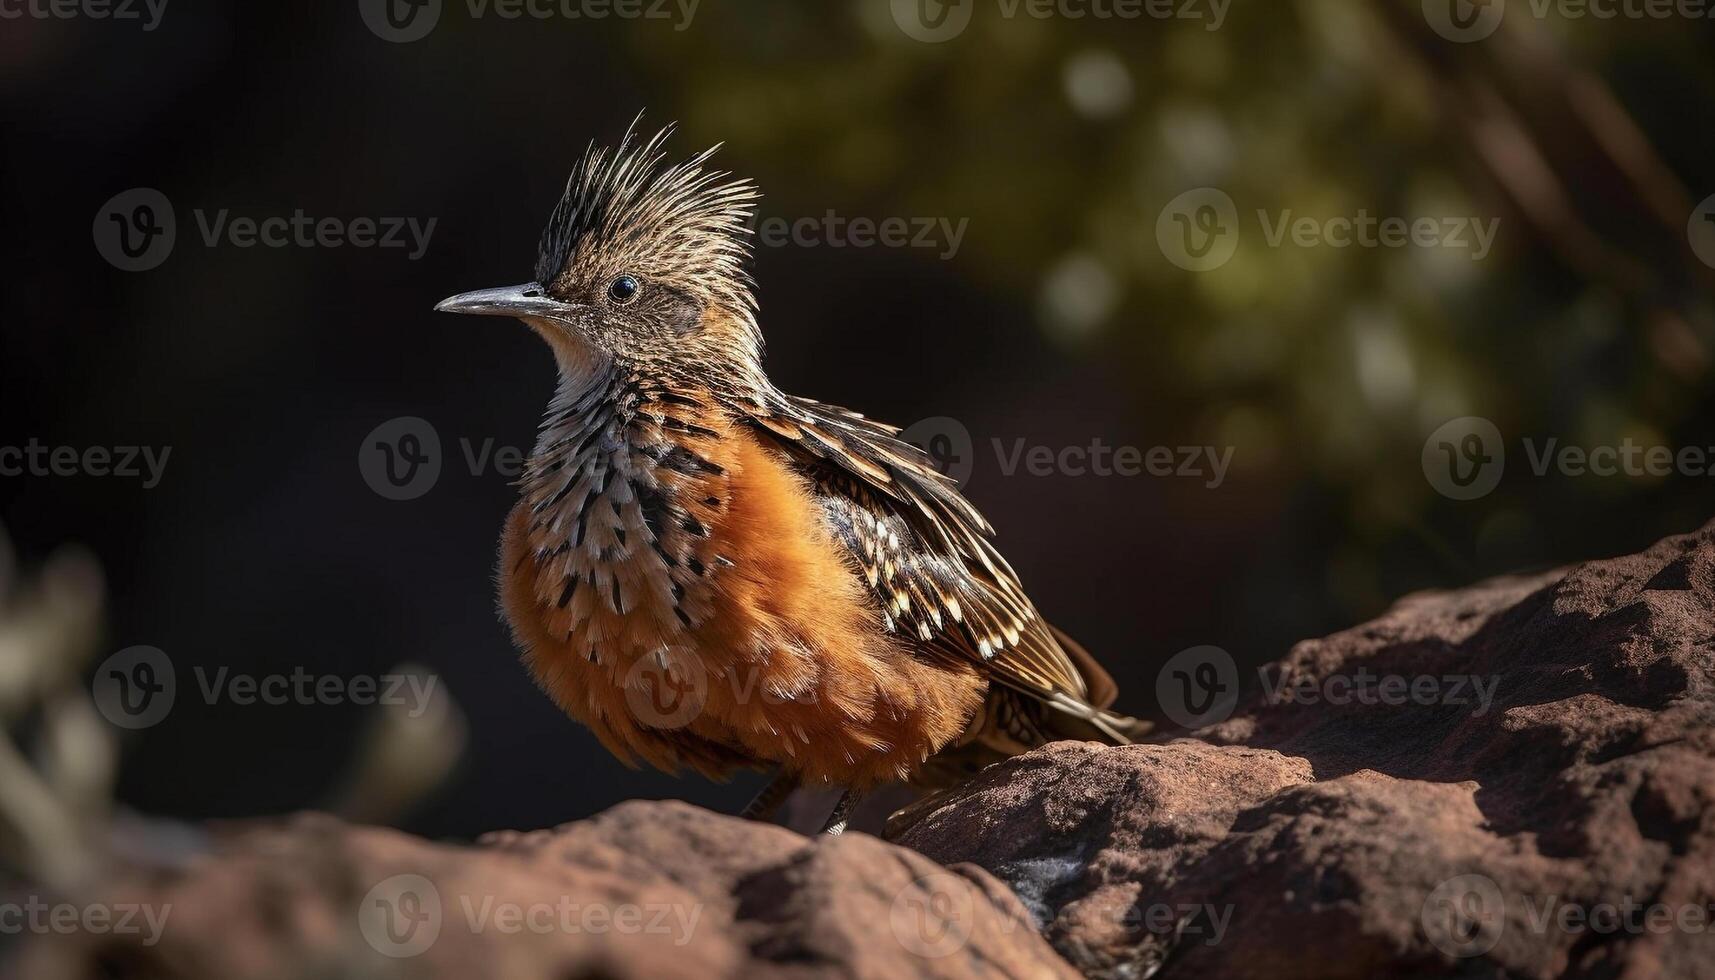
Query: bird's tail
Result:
<box><xmin>887</xmin><ymin>689</ymin><xmax>1148</xmax><ymax>838</ymax></box>
<box><xmin>905</xmin><ymin>627</ymin><xmax>1149</xmax><ymax>792</ymax></box>
<box><xmin>1045</xmin><ymin>624</ymin><xmax>1151</xmax><ymax>744</ymax></box>
<box><xmin>1042</xmin><ymin>692</ymin><xmax>1153</xmax><ymax>745</ymax></box>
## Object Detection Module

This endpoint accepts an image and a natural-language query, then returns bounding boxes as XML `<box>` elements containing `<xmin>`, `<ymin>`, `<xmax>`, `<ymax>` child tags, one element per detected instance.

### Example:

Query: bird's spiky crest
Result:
<box><xmin>535</xmin><ymin>119</ymin><xmax>761</xmax><ymax>323</ymax></box>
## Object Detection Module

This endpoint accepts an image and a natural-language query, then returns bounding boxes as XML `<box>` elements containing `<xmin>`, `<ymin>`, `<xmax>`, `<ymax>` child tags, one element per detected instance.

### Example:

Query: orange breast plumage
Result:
<box><xmin>498</xmin><ymin>373</ymin><xmax>987</xmax><ymax>789</ymax></box>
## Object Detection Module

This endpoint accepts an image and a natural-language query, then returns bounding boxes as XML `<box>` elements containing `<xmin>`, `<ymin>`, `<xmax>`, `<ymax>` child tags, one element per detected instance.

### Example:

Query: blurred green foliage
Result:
<box><xmin>630</xmin><ymin>0</ymin><xmax>1714</xmax><ymax>604</ymax></box>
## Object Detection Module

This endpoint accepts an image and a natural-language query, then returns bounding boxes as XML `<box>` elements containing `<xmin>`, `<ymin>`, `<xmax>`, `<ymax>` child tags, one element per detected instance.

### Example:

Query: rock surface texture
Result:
<box><xmin>897</xmin><ymin>520</ymin><xmax>1715</xmax><ymax>978</ymax></box>
<box><xmin>14</xmin><ymin>522</ymin><xmax>1715</xmax><ymax>979</ymax></box>
<box><xmin>15</xmin><ymin>801</ymin><xmax>1076</xmax><ymax>979</ymax></box>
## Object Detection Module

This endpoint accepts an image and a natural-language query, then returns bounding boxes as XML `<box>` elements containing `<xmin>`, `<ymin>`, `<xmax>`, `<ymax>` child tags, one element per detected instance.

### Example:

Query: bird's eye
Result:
<box><xmin>607</xmin><ymin>275</ymin><xmax>640</xmax><ymax>304</ymax></box>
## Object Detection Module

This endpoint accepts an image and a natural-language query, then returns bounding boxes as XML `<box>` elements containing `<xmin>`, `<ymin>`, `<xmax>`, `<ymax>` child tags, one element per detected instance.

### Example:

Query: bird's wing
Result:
<box><xmin>740</xmin><ymin>391</ymin><xmax>1093</xmax><ymax>705</ymax></box>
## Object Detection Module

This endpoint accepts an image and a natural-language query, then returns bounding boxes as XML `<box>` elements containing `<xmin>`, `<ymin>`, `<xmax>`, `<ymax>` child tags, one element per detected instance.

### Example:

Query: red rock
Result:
<box><xmin>893</xmin><ymin>521</ymin><xmax>1715</xmax><ymax>978</ymax></box>
<box><xmin>13</xmin><ymin>801</ymin><xmax>1077</xmax><ymax>979</ymax></box>
<box><xmin>17</xmin><ymin>522</ymin><xmax>1715</xmax><ymax>978</ymax></box>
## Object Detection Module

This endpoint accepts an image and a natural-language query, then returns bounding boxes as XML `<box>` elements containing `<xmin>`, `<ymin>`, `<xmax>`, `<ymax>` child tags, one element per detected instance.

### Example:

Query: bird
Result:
<box><xmin>435</xmin><ymin>120</ymin><xmax>1147</xmax><ymax>834</ymax></box>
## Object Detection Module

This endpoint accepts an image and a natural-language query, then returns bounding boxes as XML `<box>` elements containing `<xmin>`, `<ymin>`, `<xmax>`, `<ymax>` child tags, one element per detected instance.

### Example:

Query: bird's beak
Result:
<box><xmin>434</xmin><ymin>283</ymin><xmax>583</xmax><ymax>322</ymax></box>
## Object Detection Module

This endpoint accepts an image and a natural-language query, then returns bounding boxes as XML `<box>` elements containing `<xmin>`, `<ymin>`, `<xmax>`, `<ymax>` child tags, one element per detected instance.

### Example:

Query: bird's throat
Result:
<box><xmin>514</xmin><ymin>364</ymin><xmax>733</xmax><ymax>648</ymax></box>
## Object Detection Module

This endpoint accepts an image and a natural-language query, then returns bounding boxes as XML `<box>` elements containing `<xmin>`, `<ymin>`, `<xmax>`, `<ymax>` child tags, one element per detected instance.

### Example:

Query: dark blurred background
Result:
<box><xmin>1</xmin><ymin>0</ymin><xmax>1712</xmax><ymax>841</ymax></box>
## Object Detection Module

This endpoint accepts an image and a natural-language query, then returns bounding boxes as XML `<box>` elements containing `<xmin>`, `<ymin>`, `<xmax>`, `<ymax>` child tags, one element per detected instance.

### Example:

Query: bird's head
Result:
<box><xmin>437</xmin><ymin>121</ymin><xmax>763</xmax><ymax>389</ymax></box>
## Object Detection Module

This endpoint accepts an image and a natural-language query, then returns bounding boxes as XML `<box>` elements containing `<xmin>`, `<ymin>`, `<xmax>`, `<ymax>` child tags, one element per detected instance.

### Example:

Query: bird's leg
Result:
<box><xmin>820</xmin><ymin>788</ymin><xmax>864</xmax><ymax>836</ymax></box>
<box><xmin>740</xmin><ymin>768</ymin><xmax>796</xmax><ymax>823</ymax></box>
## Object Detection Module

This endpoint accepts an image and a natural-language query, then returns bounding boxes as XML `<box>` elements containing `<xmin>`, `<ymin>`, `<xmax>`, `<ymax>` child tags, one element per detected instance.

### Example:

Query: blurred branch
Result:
<box><xmin>0</xmin><ymin>529</ymin><xmax>113</xmax><ymax>889</ymax></box>
<box><xmin>1371</xmin><ymin>0</ymin><xmax>1715</xmax><ymax>321</ymax></box>
<box><xmin>324</xmin><ymin>661</ymin><xmax>467</xmax><ymax>826</ymax></box>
